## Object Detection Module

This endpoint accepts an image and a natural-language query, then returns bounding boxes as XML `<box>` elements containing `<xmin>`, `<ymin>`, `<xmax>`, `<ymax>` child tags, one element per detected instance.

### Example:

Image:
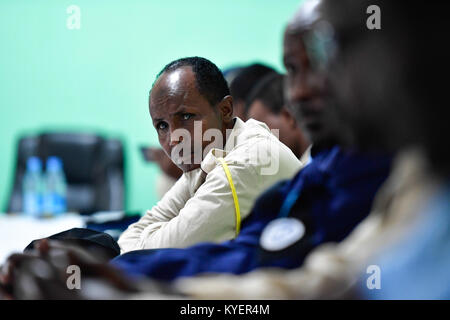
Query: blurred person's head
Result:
<box><xmin>246</xmin><ymin>73</ymin><xmax>310</xmax><ymax>158</ymax></box>
<box><xmin>229</xmin><ymin>63</ymin><xmax>277</xmax><ymax>121</ymax></box>
<box><xmin>283</xmin><ymin>0</ymin><xmax>346</xmax><ymax>150</ymax></box>
<box><xmin>222</xmin><ymin>66</ymin><xmax>244</xmax><ymax>86</ymax></box>
<box><xmin>321</xmin><ymin>0</ymin><xmax>450</xmax><ymax>175</ymax></box>
<box><xmin>149</xmin><ymin>57</ymin><xmax>235</xmax><ymax>172</ymax></box>
<box><xmin>319</xmin><ymin>0</ymin><xmax>414</xmax><ymax>153</ymax></box>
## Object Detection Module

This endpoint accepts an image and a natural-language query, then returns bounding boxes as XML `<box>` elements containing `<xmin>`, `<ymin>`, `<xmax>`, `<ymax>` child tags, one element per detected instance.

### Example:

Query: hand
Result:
<box><xmin>0</xmin><ymin>252</ymin><xmax>40</xmax><ymax>299</ymax></box>
<box><xmin>0</xmin><ymin>239</ymin><xmax>139</xmax><ymax>299</ymax></box>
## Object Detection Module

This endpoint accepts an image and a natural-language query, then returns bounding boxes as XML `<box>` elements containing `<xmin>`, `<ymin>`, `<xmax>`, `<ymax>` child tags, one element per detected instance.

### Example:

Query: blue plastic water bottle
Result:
<box><xmin>43</xmin><ymin>156</ymin><xmax>67</xmax><ymax>216</ymax></box>
<box><xmin>22</xmin><ymin>156</ymin><xmax>43</xmax><ymax>217</ymax></box>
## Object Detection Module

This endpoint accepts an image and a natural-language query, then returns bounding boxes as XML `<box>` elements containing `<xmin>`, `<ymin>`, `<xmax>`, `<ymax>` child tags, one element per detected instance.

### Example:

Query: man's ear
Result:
<box><xmin>218</xmin><ymin>95</ymin><xmax>234</xmax><ymax>122</ymax></box>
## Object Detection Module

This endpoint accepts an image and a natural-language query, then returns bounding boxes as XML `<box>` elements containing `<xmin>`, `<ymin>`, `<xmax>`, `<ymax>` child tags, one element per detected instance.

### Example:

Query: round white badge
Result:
<box><xmin>260</xmin><ymin>217</ymin><xmax>305</xmax><ymax>251</ymax></box>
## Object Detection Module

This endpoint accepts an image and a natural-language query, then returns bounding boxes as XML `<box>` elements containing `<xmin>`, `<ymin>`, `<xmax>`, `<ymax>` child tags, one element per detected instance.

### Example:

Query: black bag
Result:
<box><xmin>24</xmin><ymin>228</ymin><xmax>121</xmax><ymax>260</ymax></box>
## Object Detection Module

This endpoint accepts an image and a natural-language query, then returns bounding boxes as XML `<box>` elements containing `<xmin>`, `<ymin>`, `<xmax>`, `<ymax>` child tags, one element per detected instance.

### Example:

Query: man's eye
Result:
<box><xmin>182</xmin><ymin>113</ymin><xmax>194</xmax><ymax>121</ymax></box>
<box><xmin>157</xmin><ymin>122</ymin><xmax>168</xmax><ymax>131</ymax></box>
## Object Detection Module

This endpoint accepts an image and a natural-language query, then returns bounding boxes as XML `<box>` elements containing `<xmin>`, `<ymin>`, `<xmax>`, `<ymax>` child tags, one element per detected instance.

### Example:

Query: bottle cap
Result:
<box><xmin>26</xmin><ymin>156</ymin><xmax>42</xmax><ymax>172</ymax></box>
<box><xmin>46</xmin><ymin>156</ymin><xmax>63</xmax><ymax>172</ymax></box>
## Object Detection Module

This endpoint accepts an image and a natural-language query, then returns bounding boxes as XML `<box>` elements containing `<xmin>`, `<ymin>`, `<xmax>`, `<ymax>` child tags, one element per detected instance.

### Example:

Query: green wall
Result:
<box><xmin>0</xmin><ymin>0</ymin><xmax>302</xmax><ymax>213</ymax></box>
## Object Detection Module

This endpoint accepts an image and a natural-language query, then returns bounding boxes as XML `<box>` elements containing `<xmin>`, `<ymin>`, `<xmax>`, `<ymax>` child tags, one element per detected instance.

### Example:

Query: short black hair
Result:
<box><xmin>153</xmin><ymin>56</ymin><xmax>230</xmax><ymax>106</ymax></box>
<box><xmin>229</xmin><ymin>63</ymin><xmax>276</xmax><ymax>102</ymax></box>
<box><xmin>245</xmin><ymin>73</ymin><xmax>285</xmax><ymax>116</ymax></box>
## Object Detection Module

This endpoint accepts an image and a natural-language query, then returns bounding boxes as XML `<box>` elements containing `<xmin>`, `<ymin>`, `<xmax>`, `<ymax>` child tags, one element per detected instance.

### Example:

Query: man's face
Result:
<box><xmin>328</xmin><ymin>28</ymin><xmax>411</xmax><ymax>152</ymax></box>
<box><xmin>149</xmin><ymin>66</ymin><xmax>225</xmax><ymax>172</ymax></box>
<box><xmin>248</xmin><ymin>100</ymin><xmax>298</xmax><ymax>154</ymax></box>
<box><xmin>248</xmin><ymin>100</ymin><xmax>284</xmax><ymax>133</ymax></box>
<box><xmin>283</xmin><ymin>29</ymin><xmax>338</xmax><ymax>146</ymax></box>
<box><xmin>321</xmin><ymin>0</ymin><xmax>417</xmax><ymax>152</ymax></box>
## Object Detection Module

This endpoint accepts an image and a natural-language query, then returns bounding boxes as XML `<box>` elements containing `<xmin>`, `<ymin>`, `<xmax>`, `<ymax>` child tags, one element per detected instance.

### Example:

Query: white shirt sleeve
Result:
<box><xmin>117</xmin><ymin>169</ymin><xmax>204</xmax><ymax>253</ymax></box>
<box><xmin>118</xmin><ymin>162</ymin><xmax>259</xmax><ymax>253</ymax></box>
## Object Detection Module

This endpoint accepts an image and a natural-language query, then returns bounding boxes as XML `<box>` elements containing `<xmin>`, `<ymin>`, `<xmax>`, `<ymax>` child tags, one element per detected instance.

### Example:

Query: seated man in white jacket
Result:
<box><xmin>118</xmin><ymin>57</ymin><xmax>304</xmax><ymax>253</ymax></box>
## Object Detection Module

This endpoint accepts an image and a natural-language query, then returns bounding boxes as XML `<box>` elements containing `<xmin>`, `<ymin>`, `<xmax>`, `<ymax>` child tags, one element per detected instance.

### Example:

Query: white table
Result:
<box><xmin>0</xmin><ymin>214</ymin><xmax>85</xmax><ymax>263</ymax></box>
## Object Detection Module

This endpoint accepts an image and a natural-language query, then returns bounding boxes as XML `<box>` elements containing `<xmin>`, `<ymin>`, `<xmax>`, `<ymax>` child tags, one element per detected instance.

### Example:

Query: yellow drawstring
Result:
<box><xmin>217</xmin><ymin>157</ymin><xmax>241</xmax><ymax>237</ymax></box>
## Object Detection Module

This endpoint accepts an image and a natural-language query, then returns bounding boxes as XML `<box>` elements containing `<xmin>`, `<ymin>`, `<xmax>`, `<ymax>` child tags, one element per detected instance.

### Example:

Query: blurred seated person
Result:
<box><xmin>229</xmin><ymin>63</ymin><xmax>276</xmax><ymax>120</ymax></box>
<box><xmin>245</xmin><ymin>72</ymin><xmax>310</xmax><ymax>159</ymax></box>
<box><xmin>144</xmin><ymin>64</ymin><xmax>280</xmax><ymax>200</ymax></box>
<box><xmin>118</xmin><ymin>57</ymin><xmax>302</xmax><ymax>253</ymax></box>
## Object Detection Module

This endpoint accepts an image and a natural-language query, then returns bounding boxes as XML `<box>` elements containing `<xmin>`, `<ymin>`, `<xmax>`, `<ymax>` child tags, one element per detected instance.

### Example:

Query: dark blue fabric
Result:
<box><xmin>86</xmin><ymin>214</ymin><xmax>141</xmax><ymax>241</ymax></box>
<box><xmin>111</xmin><ymin>146</ymin><xmax>392</xmax><ymax>281</ymax></box>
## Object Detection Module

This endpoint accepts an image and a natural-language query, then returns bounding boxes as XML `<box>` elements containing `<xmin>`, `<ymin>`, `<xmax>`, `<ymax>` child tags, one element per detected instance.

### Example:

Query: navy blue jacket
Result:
<box><xmin>111</xmin><ymin>146</ymin><xmax>391</xmax><ymax>281</ymax></box>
